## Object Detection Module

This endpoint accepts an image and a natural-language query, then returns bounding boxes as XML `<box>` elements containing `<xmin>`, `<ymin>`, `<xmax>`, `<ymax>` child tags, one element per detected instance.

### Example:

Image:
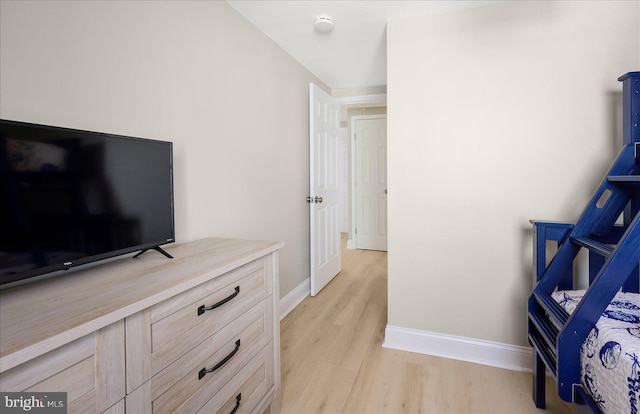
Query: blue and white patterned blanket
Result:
<box><xmin>553</xmin><ymin>290</ymin><xmax>640</xmax><ymax>414</ymax></box>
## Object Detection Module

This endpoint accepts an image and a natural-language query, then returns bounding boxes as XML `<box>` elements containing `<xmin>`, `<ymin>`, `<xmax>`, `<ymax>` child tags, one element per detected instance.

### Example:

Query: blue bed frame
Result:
<box><xmin>528</xmin><ymin>72</ymin><xmax>640</xmax><ymax>412</ymax></box>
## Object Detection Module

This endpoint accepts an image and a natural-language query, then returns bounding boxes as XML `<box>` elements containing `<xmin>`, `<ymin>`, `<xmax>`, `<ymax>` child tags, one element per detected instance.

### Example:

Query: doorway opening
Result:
<box><xmin>336</xmin><ymin>94</ymin><xmax>387</xmax><ymax>251</ymax></box>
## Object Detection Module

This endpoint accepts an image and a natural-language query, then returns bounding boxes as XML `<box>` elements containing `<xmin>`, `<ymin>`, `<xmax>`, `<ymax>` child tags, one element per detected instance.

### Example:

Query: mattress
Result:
<box><xmin>552</xmin><ymin>290</ymin><xmax>640</xmax><ymax>414</ymax></box>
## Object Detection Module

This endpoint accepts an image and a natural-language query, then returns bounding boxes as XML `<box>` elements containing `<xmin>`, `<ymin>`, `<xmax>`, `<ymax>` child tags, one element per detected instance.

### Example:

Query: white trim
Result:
<box><xmin>279</xmin><ymin>277</ymin><xmax>310</xmax><ymax>320</ymax></box>
<box><xmin>335</xmin><ymin>93</ymin><xmax>387</xmax><ymax>105</ymax></box>
<box><xmin>383</xmin><ymin>325</ymin><xmax>533</xmax><ymax>373</ymax></box>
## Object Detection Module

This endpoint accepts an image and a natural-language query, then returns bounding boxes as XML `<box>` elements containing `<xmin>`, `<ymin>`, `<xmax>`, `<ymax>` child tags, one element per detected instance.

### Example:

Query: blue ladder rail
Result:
<box><xmin>528</xmin><ymin>71</ymin><xmax>640</xmax><ymax>410</ymax></box>
<box><xmin>529</xmin><ymin>206</ymin><xmax>640</xmax><ymax>406</ymax></box>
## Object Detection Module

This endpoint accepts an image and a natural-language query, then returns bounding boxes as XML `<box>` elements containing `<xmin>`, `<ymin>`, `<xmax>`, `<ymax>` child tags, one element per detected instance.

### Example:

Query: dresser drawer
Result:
<box><xmin>198</xmin><ymin>342</ymin><xmax>274</xmax><ymax>414</ymax></box>
<box><xmin>128</xmin><ymin>298</ymin><xmax>273</xmax><ymax>414</ymax></box>
<box><xmin>150</xmin><ymin>258</ymin><xmax>270</xmax><ymax>375</ymax></box>
<box><xmin>1</xmin><ymin>239</ymin><xmax>281</xmax><ymax>414</ymax></box>
<box><xmin>0</xmin><ymin>321</ymin><xmax>125</xmax><ymax>414</ymax></box>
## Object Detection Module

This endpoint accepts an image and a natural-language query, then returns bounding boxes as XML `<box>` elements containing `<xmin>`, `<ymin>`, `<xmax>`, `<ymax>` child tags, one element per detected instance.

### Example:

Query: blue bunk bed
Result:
<box><xmin>528</xmin><ymin>71</ymin><xmax>640</xmax><ymax>413</ymax></box>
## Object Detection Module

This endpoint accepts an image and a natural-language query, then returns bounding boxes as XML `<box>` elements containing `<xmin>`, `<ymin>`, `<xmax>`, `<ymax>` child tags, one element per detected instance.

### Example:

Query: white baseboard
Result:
<box><xmin>383</xmin><ymin>325</ymin><xmax>533</xmax><ymax>373</ymax></box>
<box><xmin>279</xmin><ymin>277</ymin><xmax>310</xmax><ymax>320</ymax></box>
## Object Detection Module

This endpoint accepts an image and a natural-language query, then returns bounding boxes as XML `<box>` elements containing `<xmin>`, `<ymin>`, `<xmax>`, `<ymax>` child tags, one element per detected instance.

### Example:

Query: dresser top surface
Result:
<box><xmin>0</xmin><ymin>237</ymin><xmax>283</xmax><ymax>372</ymax></box>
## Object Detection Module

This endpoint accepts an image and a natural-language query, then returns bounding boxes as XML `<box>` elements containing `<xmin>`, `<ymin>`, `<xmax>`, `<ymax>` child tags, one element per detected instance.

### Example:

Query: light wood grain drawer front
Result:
<box><xmin>150</xmin><ymin>298</ymin><xmax>273</xmax><ymax>414</ymax></box>
<box><xmin>0</xmin><ymin>320</ymin><xmax>125</xmax><ymax>414</ymax></box>
<box><xmin>102</xmin><ymin>399</ymin><xmax>125</xmax><ymax>414</ymax></box>
<box><xmin>198</xmin><ymin>343</ymin><xmax>274</xmax><ymax>414</ymax></box>
<box><xmin>150</xmin><ymin>259</ymin><xmax>269</xmax><ymax>374</ymax></box>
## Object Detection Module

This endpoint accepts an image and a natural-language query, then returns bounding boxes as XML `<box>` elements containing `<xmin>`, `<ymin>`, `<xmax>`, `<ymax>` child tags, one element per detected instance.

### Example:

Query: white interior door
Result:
<box><xmin>309</xmin><ymin>83</ymin><xmax>341</xmax><ymax>296</ymax></box>
<box><xmin>354</xmin><ymin>116</ymin><xmax>388</xmax><ymax>251</ymax></box>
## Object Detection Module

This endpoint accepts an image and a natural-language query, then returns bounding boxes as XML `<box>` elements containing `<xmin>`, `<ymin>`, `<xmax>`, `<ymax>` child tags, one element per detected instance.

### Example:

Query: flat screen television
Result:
<box><xmin>0</xmin><ymin>119</ymin><xmax>175</xmax><ymax>287</ymax></box>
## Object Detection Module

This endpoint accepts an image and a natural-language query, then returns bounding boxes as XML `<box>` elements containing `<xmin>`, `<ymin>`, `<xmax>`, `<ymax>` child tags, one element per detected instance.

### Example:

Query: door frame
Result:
<box><xmin>334</xmin><ymin>93</ymin><xmax>387</xmax><ymax>250</ymax></box>
<box><xmin>350</xmin><ymin>114</ymin><xmax>388</xmax><ymax>250</ymax></box>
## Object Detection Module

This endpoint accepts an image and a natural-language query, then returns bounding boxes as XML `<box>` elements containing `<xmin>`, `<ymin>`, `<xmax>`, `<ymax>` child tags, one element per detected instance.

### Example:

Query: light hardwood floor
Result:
<box><xmin>275</xmin><ymin>235</ymin><xmax>575</xmax><ymax>414</ymax></box>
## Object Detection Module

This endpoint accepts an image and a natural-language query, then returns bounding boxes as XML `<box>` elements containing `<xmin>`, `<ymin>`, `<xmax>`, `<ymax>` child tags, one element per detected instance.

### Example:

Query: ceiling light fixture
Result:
<box><xmin>313</xmin><ymin>15</ymin><xmax>334</xmax><ymax>33</ymax></box>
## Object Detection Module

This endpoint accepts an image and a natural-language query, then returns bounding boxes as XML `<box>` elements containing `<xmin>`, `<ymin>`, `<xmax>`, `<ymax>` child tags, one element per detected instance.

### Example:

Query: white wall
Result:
<box><xmin>387</xmin><ymin>0</ymin><xmax>640</xmax><ymax>347</ymax></box>
<box><xmin>0</xmin><ymin>0</ymin><xmax>328</xmax><ymax>299</ymax></box>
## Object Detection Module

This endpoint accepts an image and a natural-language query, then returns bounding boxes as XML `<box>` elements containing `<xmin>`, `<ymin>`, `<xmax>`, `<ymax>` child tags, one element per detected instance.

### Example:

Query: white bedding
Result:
<box><xmin>552</xmin><ymin>290</ymin><xmax>640</xmax><ymax>414</ymax></box>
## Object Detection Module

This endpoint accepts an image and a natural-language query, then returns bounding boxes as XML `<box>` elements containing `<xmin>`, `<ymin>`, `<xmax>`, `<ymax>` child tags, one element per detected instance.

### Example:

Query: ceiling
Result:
<box><xmin>226</xmin><ymin>0</ymin><xmax>501</xmax><ymax>90</ymax></box>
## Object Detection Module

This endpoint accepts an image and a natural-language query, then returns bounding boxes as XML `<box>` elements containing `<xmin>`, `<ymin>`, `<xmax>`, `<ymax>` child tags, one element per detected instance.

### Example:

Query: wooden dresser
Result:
<box><xmin>0</xmin><ymin>238</ymin><xmax>283</xmax><ymax>414</ymax></box>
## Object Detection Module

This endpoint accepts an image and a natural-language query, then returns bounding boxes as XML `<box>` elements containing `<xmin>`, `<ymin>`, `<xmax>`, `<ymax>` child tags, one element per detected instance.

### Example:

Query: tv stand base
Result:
<box><xmin>133</xmin><ymin>246</ymin><xmax>173</xmax><ymax>259</ymax></box>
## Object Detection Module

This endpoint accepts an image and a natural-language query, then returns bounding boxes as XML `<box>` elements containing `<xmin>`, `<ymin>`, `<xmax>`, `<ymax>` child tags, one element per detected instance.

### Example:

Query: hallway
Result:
<box><xmin>277</xmin><ymin>235</ymin><xmax>573</xmax><ymax>413</ymax></box>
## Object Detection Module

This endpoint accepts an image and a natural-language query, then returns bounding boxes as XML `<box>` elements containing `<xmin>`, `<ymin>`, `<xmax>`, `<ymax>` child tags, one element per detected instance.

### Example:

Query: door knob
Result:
<box><xmin>306</xmin><ymin>197</ymin><xmax>312</xmax><ymax>203</ymax></box>
<box><xmin>314</xmin><ymin>196</ymin><xmax>323</xmax><ymax>203</ymax></box>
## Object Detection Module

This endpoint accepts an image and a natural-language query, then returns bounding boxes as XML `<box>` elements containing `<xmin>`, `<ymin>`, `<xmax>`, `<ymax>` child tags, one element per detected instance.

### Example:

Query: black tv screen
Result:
<box><xmin>0</xmin><ymin>119</ymin><xmax>175</xmax><ymax>286</ymax></box>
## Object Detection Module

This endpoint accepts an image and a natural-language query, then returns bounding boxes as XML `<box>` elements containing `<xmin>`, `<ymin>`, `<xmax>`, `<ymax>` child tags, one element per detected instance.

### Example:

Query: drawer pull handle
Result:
<box><xmin>198</xmin><ymin>286</ymin><xmax>240</xmax><ymax>316</ymax></box>
<box><xmin>230</xmin><ymin>393</ymin><xmax>241</xmax><ymax>414</ymax></box>
<box><xmin>199</xmin><ymin>339</ymin><xmax>241</xmax><ymax>380</ymax></box>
